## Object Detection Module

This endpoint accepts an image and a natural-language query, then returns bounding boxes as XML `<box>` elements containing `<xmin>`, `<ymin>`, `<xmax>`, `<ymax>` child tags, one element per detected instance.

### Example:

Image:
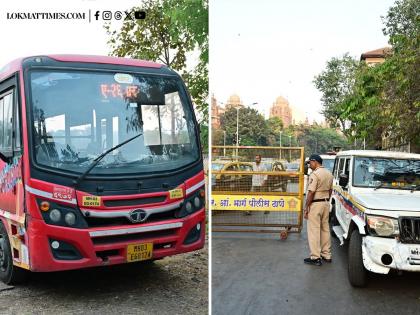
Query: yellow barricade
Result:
<box><xmin>211</xmin><ymin>146</ymin><xmax>305</xmax><ymax>239</ymax></box>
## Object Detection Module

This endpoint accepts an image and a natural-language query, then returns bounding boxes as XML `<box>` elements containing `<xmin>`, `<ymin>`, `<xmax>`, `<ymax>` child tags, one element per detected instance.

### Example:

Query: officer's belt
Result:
<box><xmin>312</xmin><ymin>198</ymin><xmax>329</xmax><ymax>203</ymax></box>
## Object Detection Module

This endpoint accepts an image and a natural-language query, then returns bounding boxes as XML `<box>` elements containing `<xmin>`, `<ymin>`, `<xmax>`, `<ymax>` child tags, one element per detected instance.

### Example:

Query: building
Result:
<box><xmin>360</xmin><ymin>47</ymin><xmax>411</xmax><ymax>152</ymax></box>
<box><xmin>360</xmin><ymin>47</ymin><xmax>391</xmax><ymax>66</ymax></box>
<box><xmin>225</xmin><ymin>94</ymin><xmax>244</xmax><ymax>110</ymax></box>
<box><xmin>211</xmin><ymin>94</ymin><xmax>244</xmax><ymax>129</ymax></box>
<box><xmin>211</xmin><ymin>95</ymin><xmax>224</xmax><ymax>129</ymax></box>
<box><xmin>269</xmin><ymin>96</ymin><xmax>292</xmax><ymax>128</ymax></box>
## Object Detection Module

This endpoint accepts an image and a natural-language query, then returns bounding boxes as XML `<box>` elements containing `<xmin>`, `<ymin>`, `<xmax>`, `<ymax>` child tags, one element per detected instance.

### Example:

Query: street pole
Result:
<box><xmin>289</xmin><ymin>135</ymin><xmax>292</xmax><ymax>161</ymax></box>
<box><xmin>279</xmin><ymin>130</ymin><xmax>283</xmax><ymax>160</ymax></box>
<box><xmin>236</xmin><ymin>107</ymin><xmax>239</xmax><ymax>157</ymax></box>
<box><xmin>363</xmin><ymin>137</ymin><xmax>366</xmax><ymax>150</ymax></box>
<box><xmin>223</xmin><ymin>130</ymin><xmax>226</xmax><ymax>156</ymax></box>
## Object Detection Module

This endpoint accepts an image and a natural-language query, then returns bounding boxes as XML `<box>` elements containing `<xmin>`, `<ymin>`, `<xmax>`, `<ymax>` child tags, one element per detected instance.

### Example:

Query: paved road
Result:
<box><xmin>212</xmin><ymin>225</ymin><xmax>420</xmax><ymax>315</ymax></box>
<box><xmin>0</xmin><ymin>245</ymin><xmax>207</xmax><ymax>315</ymax></box>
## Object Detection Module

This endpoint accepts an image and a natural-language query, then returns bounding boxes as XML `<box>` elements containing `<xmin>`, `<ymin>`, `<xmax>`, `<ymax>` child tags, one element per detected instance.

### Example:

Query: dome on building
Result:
<box><xmin>274</xmin><ymin>96</ymin><xmax>289</xmax><ymax>106</ymax></box>
<box><xmin>270</xmin><ymin>95</ymin><xmax>292</xmax><ymax>128</ymax></box>
<box><xmin>227</xmin><ymin>94</ymin><xmax>242</xmax><ymax>105</ymax></box>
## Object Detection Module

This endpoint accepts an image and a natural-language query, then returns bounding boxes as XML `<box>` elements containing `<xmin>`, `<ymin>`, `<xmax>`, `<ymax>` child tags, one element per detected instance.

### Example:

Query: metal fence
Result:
<box><xmin>211</xmin><ymin>146</ymin><xmax>305</xmax><ymax>239</ymax></box>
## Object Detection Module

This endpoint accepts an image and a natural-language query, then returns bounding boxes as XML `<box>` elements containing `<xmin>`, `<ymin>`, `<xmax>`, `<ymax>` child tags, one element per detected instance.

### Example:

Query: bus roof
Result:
<box><xmin>336</xmin><ymin>150</ymin><xmax>420</xmax><ymax>159</ymax></box>
<box><xmin>0</xmin><ymin>54</ymin><xmax>163</xmax><ymax>81</ymax></box>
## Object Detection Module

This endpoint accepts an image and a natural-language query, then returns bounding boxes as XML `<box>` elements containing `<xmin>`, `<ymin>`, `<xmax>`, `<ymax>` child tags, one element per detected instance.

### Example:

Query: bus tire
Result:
<box><xmin>0</xmin><ymin>222</ymin><xmax>27</xmax><ymax>285</ymax></box>
<box><xmin>348</xmin><ymin>229</ymin><xmax>367</xmax><ymax>287</ymax></box>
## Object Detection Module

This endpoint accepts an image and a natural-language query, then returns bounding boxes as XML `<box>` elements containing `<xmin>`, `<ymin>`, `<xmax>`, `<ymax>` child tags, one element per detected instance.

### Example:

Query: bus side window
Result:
<box><xmin>0</xmin><ymin>91</ymin><xmax>14</xmax><ymax>158</ymax></box>
<box><xmin>13</xmin><ymin>90</ymin><xmax>21</xmax><ymax>152</ymax></box>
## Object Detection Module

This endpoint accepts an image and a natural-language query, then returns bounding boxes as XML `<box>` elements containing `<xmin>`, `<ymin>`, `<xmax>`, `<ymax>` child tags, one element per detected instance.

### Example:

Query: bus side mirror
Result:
<box><xmin>0</xmin><ymin>152</ymin><xmax>12</xmax><ymax>164</ymax></box>
<box><xmin>339</xmin><ymin>173</ymin><xmax>349</xmax><ymax>188</ymax></box>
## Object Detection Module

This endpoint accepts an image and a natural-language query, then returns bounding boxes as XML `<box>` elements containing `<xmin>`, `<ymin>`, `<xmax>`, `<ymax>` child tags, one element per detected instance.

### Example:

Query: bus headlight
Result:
<box><xmin>65</xmin><ymin>212</ymin><xmax>77</xmax><ymax>226</ymax></box>
<box><xmin>37</xmin><ymin>199</ymin><xmax>87</xmax><ymax>228</ymax></box>
<box><xmin>176</xmin><ymin>190</ymin><xmax>205</xmax><ymax>218</ymax></box>
<box><xmin>185</xmin><ymin>201</ymin><xmax>193</xmax><ymax>214</ymax></box>
<box><xmin>193</xmin><ymin>196</ymin><xmax>201</xmax><ymax>209</ymax></box>
<box><xmin>49</xmin><ymin>209</ymin><xmax>62</xmax><ymax>222</ymax></box>
<box><xmin>367</xmin><ymin>215</ymin><xmax>399</xmax><ymax>237</ymax></box>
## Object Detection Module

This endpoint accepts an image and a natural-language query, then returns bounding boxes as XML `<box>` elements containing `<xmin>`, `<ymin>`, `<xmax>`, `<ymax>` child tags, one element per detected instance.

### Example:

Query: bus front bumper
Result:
<box><xmin>26</xmin><ymin>209</ymin><xmax>205</xmax><ymax>272</ymax></box>
<box><xmin>362</xmin><ymin>236</ymin><xmax>420</xmax><ymax>274</ymax></box>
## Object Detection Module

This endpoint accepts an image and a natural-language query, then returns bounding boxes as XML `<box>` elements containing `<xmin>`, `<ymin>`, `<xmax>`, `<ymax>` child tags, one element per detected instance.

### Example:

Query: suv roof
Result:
<box><xmin>336</xmin><ymin>150</ymin><xmax>420</xmax><ymax>159</ymax></box>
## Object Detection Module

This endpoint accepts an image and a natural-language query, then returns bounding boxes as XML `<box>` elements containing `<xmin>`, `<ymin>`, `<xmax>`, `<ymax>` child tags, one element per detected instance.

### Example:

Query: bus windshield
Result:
<box><xmin>29</xmin><ymin>70</ymin><xmax>199</xmax><ymax>175</ymax></box>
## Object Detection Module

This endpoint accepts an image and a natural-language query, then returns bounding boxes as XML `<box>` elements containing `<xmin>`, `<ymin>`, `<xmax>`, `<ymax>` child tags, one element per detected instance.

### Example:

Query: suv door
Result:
<box><xmin>334</xmin><ymin>157</ymin><xmax>346</xmax><ymax>226</ymax></box>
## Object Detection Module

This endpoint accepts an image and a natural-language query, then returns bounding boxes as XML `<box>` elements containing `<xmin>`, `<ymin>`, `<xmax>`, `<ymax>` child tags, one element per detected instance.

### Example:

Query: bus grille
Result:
<box><xmin>85</xmin><ymin>209</ymin><xmax>177</xmax><ymax>228</ymax></box>
<box><xmin>400</xmin><ymin>217</ymin><xmax>420</xmax><ymax>244</ymax></box>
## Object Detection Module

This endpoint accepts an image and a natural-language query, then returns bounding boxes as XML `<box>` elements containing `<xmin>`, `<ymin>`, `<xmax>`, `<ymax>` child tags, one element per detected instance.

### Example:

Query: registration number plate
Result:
<box><xmin>127</xmin><ymin>243</ymin><xmax>153</xmax><ymax>262</ymax></box>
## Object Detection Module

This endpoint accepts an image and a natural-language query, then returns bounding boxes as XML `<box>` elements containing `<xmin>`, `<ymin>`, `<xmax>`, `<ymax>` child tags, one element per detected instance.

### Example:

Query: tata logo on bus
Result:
<box><xmin>129</xmin><ymin>209</ymin><xmax>147</xmax><ymax>223</ymax></box>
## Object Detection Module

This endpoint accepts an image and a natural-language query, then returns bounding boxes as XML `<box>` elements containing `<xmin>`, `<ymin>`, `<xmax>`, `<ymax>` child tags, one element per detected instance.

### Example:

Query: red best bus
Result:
<box><xmin>0</xmin><ymin>55</ymin><xmax>205</xmax><ymax>284</ymax></box>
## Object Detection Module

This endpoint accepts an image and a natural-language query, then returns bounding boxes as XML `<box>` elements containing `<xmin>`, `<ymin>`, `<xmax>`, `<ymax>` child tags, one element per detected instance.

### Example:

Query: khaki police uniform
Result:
<box><xmin>307</xmin><ymin>166</ymin><xmax>334</xmax><ymax>260</ymax></box>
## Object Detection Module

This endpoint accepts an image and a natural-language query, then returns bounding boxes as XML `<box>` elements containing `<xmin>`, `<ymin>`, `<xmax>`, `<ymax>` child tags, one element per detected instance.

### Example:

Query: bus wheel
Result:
<box><xmin>348</xmin><ymin>229</ymin><xmax>367</xmax><ymax>287</ymax></box>
<box><xmin>0</xmin><ymin>223</ymin><xmax>27</xmax><ymax>285</ymax></box>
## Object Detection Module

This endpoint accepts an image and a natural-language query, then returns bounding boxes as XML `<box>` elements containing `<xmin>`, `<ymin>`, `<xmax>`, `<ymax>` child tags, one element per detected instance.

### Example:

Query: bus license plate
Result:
<box><xmin>127</xmin><ymin>243</ymin><xmax>153</xmax><ymax>262</ymax></box>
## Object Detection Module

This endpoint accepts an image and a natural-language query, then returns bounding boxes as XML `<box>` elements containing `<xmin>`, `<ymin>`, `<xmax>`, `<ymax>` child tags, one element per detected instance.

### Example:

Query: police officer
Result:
<box><xmin>303</xmin><ymin>154</ymin><xmax>333</xmax><ymax>266</ymax></box>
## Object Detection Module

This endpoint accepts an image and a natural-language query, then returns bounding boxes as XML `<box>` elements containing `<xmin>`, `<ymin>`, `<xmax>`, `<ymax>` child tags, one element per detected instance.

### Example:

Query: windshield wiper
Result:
<box><xmin>411</xmin><ymin>184</ymin><xmax>420</xmax><ymax>193</ymax></box>
<box><xmin>374</xmin><ymin>182</ymin><xmax>385</xmax><ymax>190</ymax></box>
<box><xmin>73</xmin><ymin>133</ymin><xmax>142</xmax><ymax>187</ymax></box>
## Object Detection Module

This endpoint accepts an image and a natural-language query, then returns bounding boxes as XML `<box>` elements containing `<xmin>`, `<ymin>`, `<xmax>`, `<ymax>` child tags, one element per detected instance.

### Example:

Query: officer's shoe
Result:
<box><xmin>304</xmin><ymin>258</ymin><xmax>322</xmax><ymax>266</ymax></box>
<box><xmin>321</xmin><ymin>257</ymin><xmax>332</xmax><ymax>263</ymax></box>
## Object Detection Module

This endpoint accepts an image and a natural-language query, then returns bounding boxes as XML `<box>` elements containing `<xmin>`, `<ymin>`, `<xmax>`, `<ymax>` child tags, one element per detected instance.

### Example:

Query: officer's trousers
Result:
<box><xmin>307</xmin><ymin>201</ymin><xmax>331</xmax><ymax>260</ymax></box>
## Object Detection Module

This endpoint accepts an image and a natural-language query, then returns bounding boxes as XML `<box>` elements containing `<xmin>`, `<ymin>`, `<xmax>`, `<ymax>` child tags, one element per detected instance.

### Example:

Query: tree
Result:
<box><xmin>380</xmin><ymin>0</ymin><xmax>420</xmax><ymax>150</ymax></box>
<box><xmin>219</xmin><ymin>107</ymin><xmax>269</xmax><ymax>146</ymax></box>
<box><xmin>314</xmin><ymin>0</ymin><xmax>420</xmax><ymax>152</ymax></box>
<box><xmin>105</xmin><ymin>0</ymin><xmax>208</xmax><ymax>122</ymax></box>
<box><xmin>313</xmin><ymin>53</ymin><xmax>359</xmax><ymax>137</ymax></box>
<box><xmin>266</xmin><ymin>116</ymin><xmax>284</xmax><ymax>146</ymax></box>
<box><xmin>294</xmin><ymin>124</ymin><xmax>350</xmax><ymax>157</ymax></box>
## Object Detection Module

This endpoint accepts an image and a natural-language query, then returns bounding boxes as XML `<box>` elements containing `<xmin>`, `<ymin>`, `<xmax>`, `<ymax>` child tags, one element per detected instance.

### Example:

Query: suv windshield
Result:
<box><xmin>353</xmin><ymin>157</ymin><xmax>420</xmax><ymax>190</ymax></box>
<box><xmin>29</xmin><ymin>70</ymin><xmax>199</xmax><ymax>175</ymax></box>
<box><xmin>323</xmin><ymin>159</ymin><xmax>335</xmax><ymax>172</ymax></box>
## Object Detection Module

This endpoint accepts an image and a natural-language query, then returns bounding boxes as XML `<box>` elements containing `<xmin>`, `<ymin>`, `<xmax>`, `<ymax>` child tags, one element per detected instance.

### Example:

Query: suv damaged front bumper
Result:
<box><xmin>362</xmin><ymin>236</ymin><xmax>420</xmax><ymax>274</ymax></box>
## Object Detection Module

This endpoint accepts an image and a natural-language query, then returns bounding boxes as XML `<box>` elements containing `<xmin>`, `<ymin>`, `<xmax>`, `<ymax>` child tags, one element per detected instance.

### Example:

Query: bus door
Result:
<box><xmin>0</xmin><ymin>79</ymin><xmax>24</xmax><ymax>222</ymax></box>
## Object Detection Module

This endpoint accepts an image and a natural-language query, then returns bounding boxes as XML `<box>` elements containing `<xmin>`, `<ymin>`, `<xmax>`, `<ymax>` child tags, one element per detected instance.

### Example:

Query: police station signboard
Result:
<box><xmin>211</xmin><ymin>195</ymin><xmax>301</xmax><ymax>211</ymax></box>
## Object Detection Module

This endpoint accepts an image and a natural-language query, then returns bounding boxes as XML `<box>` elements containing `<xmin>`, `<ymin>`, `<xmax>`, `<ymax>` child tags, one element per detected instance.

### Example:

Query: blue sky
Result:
<box><xmin>210</xmin><ymin>0</ymin><xmax>396</xmax><ymax>123</ymax></box>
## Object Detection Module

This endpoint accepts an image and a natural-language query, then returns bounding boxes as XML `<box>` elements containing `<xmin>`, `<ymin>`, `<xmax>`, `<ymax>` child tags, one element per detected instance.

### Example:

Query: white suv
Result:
<box><xmin>330</xmin><ymin>150</ymin><xmax>420</xmax><ymax>287</ymax></box>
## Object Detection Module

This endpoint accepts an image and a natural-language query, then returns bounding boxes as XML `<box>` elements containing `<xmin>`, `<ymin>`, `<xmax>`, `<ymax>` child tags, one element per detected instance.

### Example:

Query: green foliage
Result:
<box><xmin>213</xmin><ymin>107</ymin><xmax>349</xmax><ymax>157</ymax></box>
<box><xmin>218</xmin><ymin>107</ymin><xmax>269</xmax><ymax>146</ymax></box>
<box><xmin>199</xmin><ymin>124</ymin><xmax>208</xmax><ymax>153</ymax></box>
<box><xmin>294</xmin><ymin>124</ymin><xmax>350</xmax><ymax>157</ymax></box>
<box><xmin>105</xmin><ymin>0</ymin><xmax>208</xmax><ymax>123</ymax></box>
<box><xmin>313</xmin><ymin>53</ymin><xmax>359</xmax><ymax>136</ymax></box>
<box><xmin>314</xmin><ymin>0</ymin><xmax>420</xmax><ymax>152</ymax></box>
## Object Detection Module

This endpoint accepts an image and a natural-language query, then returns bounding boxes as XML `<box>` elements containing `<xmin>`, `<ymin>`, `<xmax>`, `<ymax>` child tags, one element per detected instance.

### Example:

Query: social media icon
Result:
<box><xmin>114</xmin><ymin>11</ymin><xmax>122</xmax><ymax>20</ymax></box>
<box><xmin>134</xmin><ymin>11</ymin><xmax>146</xmax><ymax>19</ymax></box>
<box><xmin>102</xmin><ymin>11</ymin><xmax>112</xmax><ymax>20</ymax></box>
<box><xmin>94</xmin><ymin>11</ymin><xmax>100</xmax><ymax>20</ymax></box>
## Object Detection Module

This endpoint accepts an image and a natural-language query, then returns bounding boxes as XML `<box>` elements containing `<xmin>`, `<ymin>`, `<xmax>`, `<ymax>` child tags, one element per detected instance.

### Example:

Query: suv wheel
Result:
<box><xmin>348</xmin><ymin>229</ymin><xmax>367</xmax><ymax>287</ymax></box>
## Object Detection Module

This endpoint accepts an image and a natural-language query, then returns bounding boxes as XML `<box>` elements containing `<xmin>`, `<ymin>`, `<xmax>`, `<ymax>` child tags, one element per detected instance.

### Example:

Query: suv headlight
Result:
<box><xmin>366</xmin><ymin>215</ymin><xmax>399</xmax><ymax>237</ymax></box>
